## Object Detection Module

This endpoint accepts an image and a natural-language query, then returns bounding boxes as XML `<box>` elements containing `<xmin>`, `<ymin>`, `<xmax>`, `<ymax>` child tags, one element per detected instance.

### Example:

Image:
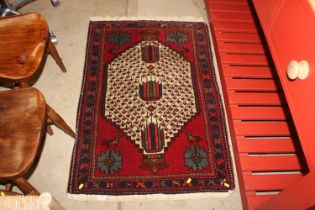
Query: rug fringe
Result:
<box><xmin>67</xmin><ymin>190</ymin><xmax>233</xmax><ymax>202</ymax></box>
<box><xmin>90</xmin><ymin>16</ymin><xmax>205</xmax><ymax>22</ymax></box>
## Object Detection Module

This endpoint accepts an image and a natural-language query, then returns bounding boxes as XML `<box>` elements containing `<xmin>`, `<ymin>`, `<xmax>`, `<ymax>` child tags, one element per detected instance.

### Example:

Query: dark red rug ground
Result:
<box><xmin>68</xmin><ymin>21</ymin><xmax>234</xmax><ymax>195</ymax></box>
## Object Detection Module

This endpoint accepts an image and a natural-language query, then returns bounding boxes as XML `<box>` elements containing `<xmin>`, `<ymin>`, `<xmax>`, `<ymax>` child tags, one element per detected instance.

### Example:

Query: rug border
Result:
<box><xmin>68</xmin><ymin>20</ymin><xmax>235</xmax><ymax>197</ymax></box>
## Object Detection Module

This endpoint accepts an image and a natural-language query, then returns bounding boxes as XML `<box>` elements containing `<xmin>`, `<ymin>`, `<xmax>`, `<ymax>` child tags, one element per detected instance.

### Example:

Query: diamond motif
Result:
<box><xmin>147</xmin><ymin>105</ymin><xmax>156</xmax><ymax>112</ymax></box>
<box><xmin>147</xmin><ymin>65</ymin><xmax>155</xmax><ymax>71</ymax></box>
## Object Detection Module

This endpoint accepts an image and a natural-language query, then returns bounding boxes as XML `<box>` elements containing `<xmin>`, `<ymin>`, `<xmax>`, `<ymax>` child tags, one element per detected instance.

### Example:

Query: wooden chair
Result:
<box><xmin>0</xmin><ymin>87</ymin><xmax>75</xmax><ymax>195</ymax></box>
<box><xmin>0</xmin><ymin>13</ymin><xmax>66</xmax><ymax>87</ymax></box>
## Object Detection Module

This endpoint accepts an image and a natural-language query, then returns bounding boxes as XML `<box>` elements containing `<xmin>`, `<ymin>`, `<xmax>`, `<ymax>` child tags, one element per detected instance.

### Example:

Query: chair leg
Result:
<box><xmin>13</xmin><ymin>177</ymin><xmax>40</xmax><ymax>196</ymax></box>
<box><xmin>48</xmin><ymin>40</ymin><xmax>66</xmax><ymax>72</ymax></box>
<box><xmin>46</xmin><ymin>118</ymin><xmax>54</xmax><ymax>136</ymax></box>
<box><xmin>51</xmin><ymin>0</ymin><xmax>60</xmax><ymax>7</ymax></box>
<box><xmin>46</xmin><ymin>104</ymin><xmax>76</xmax><ymax>138</ymax></box>
<box><xmin>5</xmin><ymin>183</ymin><xmax>13</xmax><ymax>192</ymax></box>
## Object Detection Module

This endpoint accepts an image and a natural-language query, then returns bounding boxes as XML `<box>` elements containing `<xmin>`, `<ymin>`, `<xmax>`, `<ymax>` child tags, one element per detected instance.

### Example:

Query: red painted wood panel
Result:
<box><xmin>220</xmin><ymin>53</ymin><xmax>269</xmax><ymax>66</ymax></box>
<box><xmin>213</xmin><ymin>21</ymin><xmax>258</xmax><ymax>33</ymax></box>
<box><xmin>240</xmin><ymin>155</ymin><xmax>302</xmax><ymax>171</ymax></box>
<box><xmin>211</xmin><ymin>11</ymin><xmax>254</xmax><ymax>22</ymax></box>
<box><xmin>266</xmin><ymin>0</ymin><xmax>315</xmax><ymax>170</ymax></box>
<box><xmin>208</xmin><ymin>2</ymin><xmax>251</xmax><ymax>12</ymax></box>
<box><xmin>215</xmin><ymin>31</ymin><xmax>262</xmax><ymax>44</ymax></box>
<box><xmin>253</xmin><ymin>0</ymin><xmax>284</xmax><ymax>31</ymax></box>
<box><xmin>222</xmin><ymin>65</ymin><xmax>273</xmax><ymax>78</ymax></box>
<box><xmin>256</xmin><ymin>172</ymin><xmax>315</xmax><ymax>210</ymax></box>
<box><xmin>227</xmin><ymin>91</ymin><xmax>283</xmax><ymax>105</ymax></box>
<box><xmin>206</xmin><ymin>0</ymin><xmax>310</xmax><ymax>208</ymax></box>
<box><xmin>253</xmin><ymin>0</ymin><xmax>315</xmax><ymax>208</ymax></box>
<box><xmin>247</xmin><ymin>195</ymin><xmax>277</xmax><ymax>210</ymax></box>
<box><xmin>225</xmin><ymin>78</ymin><xmax>278</xmax><ymax>91</ymax></box>
<box><xmin>218</xmin><ymin>42</ymin><xmax>265</xmax><ymax>54</ymax></box>
<box><xmin>234</xmin><ymin>121</ymin><xmax>291</xmax><ymax>136</ymax></box>
<box><xmin>230</xmin><ymin>106</ymin><xmax>286</xmax><ymax>120</ymax></box>
<box><xmin>237</xmin><ymin>137</ymin><xmax>296</xmax><ymax>153</ymax></box>
<box><xmin>243</xmin><ymin>173</ymin><xmax>303</xmax><ymax>191</ymax></box>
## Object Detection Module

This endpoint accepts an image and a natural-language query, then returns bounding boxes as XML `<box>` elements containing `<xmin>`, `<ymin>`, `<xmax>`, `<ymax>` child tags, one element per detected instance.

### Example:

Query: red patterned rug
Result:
<box><xmin>68</xmin><ymin>21</ymin><xmax>234</xmax><ymax>195</ymax></box>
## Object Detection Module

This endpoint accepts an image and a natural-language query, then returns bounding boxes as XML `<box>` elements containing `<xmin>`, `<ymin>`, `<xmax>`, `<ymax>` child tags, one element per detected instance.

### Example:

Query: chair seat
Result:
<box><xmin>0</xmin><ymin>88</ymin><xmax>46</xmax><ymax>179</ymax></box>
<box><xmin>0</xmin><ymin>13</ymin><xmax>48</xmax><ymax>81</ymax></box>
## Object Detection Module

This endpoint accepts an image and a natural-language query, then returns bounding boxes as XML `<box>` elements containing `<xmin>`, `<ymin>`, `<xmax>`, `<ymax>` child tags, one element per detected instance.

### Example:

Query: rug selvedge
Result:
<box><xmin>68</xmin><ymin>21</ymin><xmax>234</xmax><ymax>195</ymax></box>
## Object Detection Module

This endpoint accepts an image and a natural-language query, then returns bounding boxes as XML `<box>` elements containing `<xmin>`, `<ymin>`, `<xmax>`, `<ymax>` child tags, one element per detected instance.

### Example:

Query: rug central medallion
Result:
<box><xmin>105</xmin><ymin>36</ymin><xmax>197</xmax><ymax>172</ymax></box>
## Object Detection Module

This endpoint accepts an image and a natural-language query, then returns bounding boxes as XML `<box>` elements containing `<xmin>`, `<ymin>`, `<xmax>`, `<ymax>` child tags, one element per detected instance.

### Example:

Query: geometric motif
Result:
<box><xmin>97</xmin><ymin>150</ymin><xmax>122</xmax><ymax>174</ymax></box>
<box><xmin>107</xmin><ymin>32</ymin><xmax>131</xmax><ymax>45</ymax></box>
<box><xmin>184</xmin><ymin>145</ymin><xmax>208</xmax><ymax>171</ymax></box>
<box><xmin>166</xmin><ymin>32</ymin><xmax>188</xmax><ymax>45</ymax></box>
